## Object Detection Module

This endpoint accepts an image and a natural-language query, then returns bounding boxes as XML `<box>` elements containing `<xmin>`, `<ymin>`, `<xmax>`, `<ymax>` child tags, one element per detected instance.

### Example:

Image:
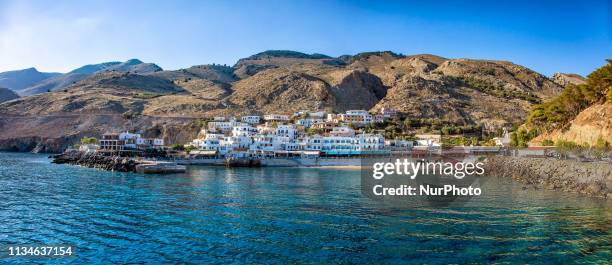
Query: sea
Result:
<box><xmin>0</xmin><ymin>152</ymin><xmax>609</xmax><ymax>264</ymax></box>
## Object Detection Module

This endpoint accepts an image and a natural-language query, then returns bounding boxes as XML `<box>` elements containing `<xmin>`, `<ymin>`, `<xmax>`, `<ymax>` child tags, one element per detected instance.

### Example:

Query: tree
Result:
<box><xmin>80</xmin><ymin>137</ymin><xmax>97</xmax><ymax>144</ymax></box>
<box><xmin>171</xmin><ymin>144</ymin><xmax>185</xmax><ymax>151</ymax></box>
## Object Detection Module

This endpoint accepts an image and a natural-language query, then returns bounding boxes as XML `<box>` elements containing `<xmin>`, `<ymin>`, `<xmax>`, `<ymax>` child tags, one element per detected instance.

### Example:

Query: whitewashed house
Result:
<box><xmin>276</xmin><ymin>125</ymin><xmax>298</xmax><ymax>139</ymax></box>
<box><xmin>263</xmin><ymin>114</ymin><xmax>289</xmax><ymax>122</ymax></box>
<box><xmin>241</xmin><ymin>115</ymin><xmax>261</xmax><ymax>124</ymax></box>
<box><xmin>296</xmin><ymin>118</ymin><xmax>324</xmax><ymax>128</ymax></box>
<box><xmin>208</xmin><ymin>120</ymin><xmax>245</xmax><ymax>133</ymax></box>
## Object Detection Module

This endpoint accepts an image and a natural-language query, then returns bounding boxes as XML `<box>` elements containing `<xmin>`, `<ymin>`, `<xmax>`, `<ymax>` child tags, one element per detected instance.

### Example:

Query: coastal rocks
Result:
<box><xmin>52</xmin><ymin>150</ymin><xmax>137</xmax><ymax>172</ymax></box>
<box><xmin>485</xmin><ymin>156</ymin><xmax>611</xmax><ymax>199</ymax></box>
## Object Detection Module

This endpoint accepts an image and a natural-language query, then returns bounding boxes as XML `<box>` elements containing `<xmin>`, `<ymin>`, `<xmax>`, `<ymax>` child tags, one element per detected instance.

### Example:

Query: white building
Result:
<box><xmin>249</xmin><ymin>134</ymin><xmax>298</xmax><ymax>152</ymax></box>
<box><xmin>208</xmin><ymin>120</ymin><xmax>245</xmax><ymax>133</ymax></box>
<box><xmin>326</xmin><ymin>113</ymin><xmax>338</xmax><ymax>123</ymax></box>
<box><xmin>196</xmin><ymin>133</ymin><xmax>224</xmax><ymax>152</ymax></box>
<box><xmin>241</xmin><ymin>115</ymin><xmax>261</xmax><ymax>124</ymax></box>
<box><xmin>100</xmin><ymin>132</ymin><xmax>164</xmax><ymax>151</ymax></box>
<box><xmin>415</xmin><ymin>134</ymin><xmax>442</xmax><ymax>147</ymax></box>
<box><xmin>330</xmin><ymin>126</ymin><xmax>355</xmax><ymax>137</ymax></box>
<box><xmin>308</xmin><ymin>111</ymin><xmax>327</xmax><ymax>118</ymax></box>
<box><xmin>296</xmin><ymin>118</ymin><xmax>324</xmax><ymax>128</ymax></box>
<box><xmin>119</xmin><ymin>132</ymin><xmax>141</xmax><ymax>149</ymax></box>
<box><xmin>79</xmin><ymin>144</ymin><xmax>99</xmax><ymax>153</ymax></box>
<box><xmin>385</xmin><ymin>139</ymin><xmax>414</xmax><ymax>150</ymax></box>
<box><xmin>302</xmin><ymin>134</ymin><xmax>385</xmax><ymax>155</ymax></box>
<box><xmin>276</xmin><ymin>125</ymin><xmax>298</xmax><ymax>139</ymax></box>
<box><xmin>213</xmin><ymin>116</ymin><xmax>226</xmax><ymax>121</ymax></box>
<box><xmin>232</xmin><ymin>124</ymin><xmax>258</xmax><ymax>137</ymax></box>
<box><xmin>263</xmin><ymin>114</ymin><xmax>289</xmax><ymax>122</ymax></box>
<box><xmin>136</xmin><ymin>138</ymin><xmax>164</xmax><ymax>147</ymax></box>
<box><xmin>337</xmin><ymin>110</ymin><xmax>373</xmax><ymax>124</ymax></box>
<box><xmin>356</xmin><ymin>134</ymin><xmax>385</xmax><ymax>150</ymax></box>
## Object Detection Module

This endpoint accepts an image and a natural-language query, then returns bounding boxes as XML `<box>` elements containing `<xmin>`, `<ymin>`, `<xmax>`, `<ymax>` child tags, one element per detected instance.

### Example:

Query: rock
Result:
<box><xmin>52</xmin><ymin>150</ymin><xmax>138</xmax><ymax>172</ymax></box>
<box><xmin>485</xmin><ymin>156</ymin><xmax>611</xmax><ymax>199</ymax></box>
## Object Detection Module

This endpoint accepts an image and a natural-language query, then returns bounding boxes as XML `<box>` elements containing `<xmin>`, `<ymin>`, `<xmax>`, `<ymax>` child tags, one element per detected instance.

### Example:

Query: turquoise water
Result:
<box><xmin>0</xmin><ymin>152</ymin><xmax>610</xmax><ymax>264</ymax></box>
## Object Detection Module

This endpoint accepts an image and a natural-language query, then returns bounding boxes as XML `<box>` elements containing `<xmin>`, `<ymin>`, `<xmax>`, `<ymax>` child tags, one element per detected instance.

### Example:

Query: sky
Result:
<box><xmin>0</xmin><ymin>0</ymin><xmax>609</xmax><ymax>76</ymax></box>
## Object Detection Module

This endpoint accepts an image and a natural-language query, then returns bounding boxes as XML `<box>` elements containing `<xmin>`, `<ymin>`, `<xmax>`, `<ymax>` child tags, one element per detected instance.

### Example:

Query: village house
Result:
<box><xmin>263</xmin><ymin>114</ymin><xmax>290</xmax><ymax>122</ymax></box>
<box><xmin>337</xmin><ymin>110</ymin><xmax>373</xmax><ymax>124</ymax></box>
<box><xmin>241</xmin><ymin>115</ymin><xmax>261</xmax><ymax>124</ymax></box>
<box><xmin>99</xmin><ymin>132</ymin><xmax>164</xmax><ymax>152</ymax></box>
<box><xmin>296</xmin><ymin>118</ymin><xmax>324</xmax><ymax>128</ymax></box>
<box><xmin>208</xmin><ymin>120</ymin><xmax>245</xmax><ymax>133</ymax></box>
<box><xmin>415</xmin><ymin>134</ymin><xmax>442</xmax><ymax>147</ymax></box>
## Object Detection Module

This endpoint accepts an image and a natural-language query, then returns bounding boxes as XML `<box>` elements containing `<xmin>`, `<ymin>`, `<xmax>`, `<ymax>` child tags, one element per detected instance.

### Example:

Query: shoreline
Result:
<box><xmin>45</xmin><ymin>151</ymin><xmax>612</xmax><ymax>199</ymax></box>
<box><xmin>485</xmin><ymin>156</ymin><xmax>611</xmax><ymax>199</ymax></box>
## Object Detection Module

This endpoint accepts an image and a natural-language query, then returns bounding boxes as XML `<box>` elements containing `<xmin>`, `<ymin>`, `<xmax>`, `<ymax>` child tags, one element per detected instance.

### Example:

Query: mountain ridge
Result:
<box><xmin>0</xmin><ymin>50</ymin><xmax>583</xmax><ymax>152</ymax></box>
<box><xmin>16</xmin><ymin>59</ymin><xmax>163</xmax><ymax>96</ymax></box>
<box><xmin>0</xmin><ymin>68</ymin><xmax>61</xmax><ymax>91</ymax></box>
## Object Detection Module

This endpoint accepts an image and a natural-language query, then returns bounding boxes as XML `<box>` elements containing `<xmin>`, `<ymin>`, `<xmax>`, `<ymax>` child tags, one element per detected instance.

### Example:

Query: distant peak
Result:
<box><xmin>245</xmin><ymin>50</ymin><xmax>332</xmax><ymax>60</ymax></box>
<box><xmin>16</xmin><ymin>67</ymin><xmax>40</xmax><ymax>73</ymax></box>
<box><xmin>124</xmin><ymin>59</ymin><xmax>144</xmax><ymax>65</ymax></box>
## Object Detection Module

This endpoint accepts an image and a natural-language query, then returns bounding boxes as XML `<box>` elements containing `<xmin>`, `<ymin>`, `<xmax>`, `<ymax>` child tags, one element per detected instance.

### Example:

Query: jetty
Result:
<box><xmin>52</xmin><ymin>150</ymin><xmax>185</xmax><ymax>174</ymax></box>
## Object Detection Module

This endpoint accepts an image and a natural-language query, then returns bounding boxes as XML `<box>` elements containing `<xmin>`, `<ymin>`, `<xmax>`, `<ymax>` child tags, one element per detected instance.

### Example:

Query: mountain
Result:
<box><xmin>0</xmin><ymin>50</ymin><xmax>568</xmax><ymax>152</ymax></box>
<box><xmin>0</xmin><ymin>68</ymin><xmax>61</xmax><ymax>91</ymax></box>
<box><xmin>551</xmin><ymin>73</ymin><xmax>586</xmax><ymax>87</ymax></box>
<box><xmin>0</xmin><ymin>87</ymin><xmax>19</xmax><ymax>103</ymax></box>
<box><xmin>69</xmin><ymin>59</ymin><xmax>162</xmax><ymax>75</ymax></box>
<box><xmin>18</xmin><ymin>59</ymin><xmax>163</xmax><ymax>96</ymax></box>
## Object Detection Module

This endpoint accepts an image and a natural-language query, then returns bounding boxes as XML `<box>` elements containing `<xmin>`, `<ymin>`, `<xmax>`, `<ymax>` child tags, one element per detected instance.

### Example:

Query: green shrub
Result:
<box><xmin>171</xmin><ymin>144</ymin><xmax>185</xmax><ymax>151</ymax></box>
<box><xmin>80</xmin><ymin>137</ymin><xmax>97</xmax><ymax>144</ymax></box>
<box><xmin>541</xmin><ymin>139</ymin><xmax>554</xmax><ymax>146</ymax></box>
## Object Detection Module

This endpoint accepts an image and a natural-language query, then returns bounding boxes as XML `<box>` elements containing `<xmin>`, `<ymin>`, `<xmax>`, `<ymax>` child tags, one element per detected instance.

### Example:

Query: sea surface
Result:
<box><xmin>0</xmin><ymin>152</ymin><xmax>610</xmax><ymax>264</ymax></box>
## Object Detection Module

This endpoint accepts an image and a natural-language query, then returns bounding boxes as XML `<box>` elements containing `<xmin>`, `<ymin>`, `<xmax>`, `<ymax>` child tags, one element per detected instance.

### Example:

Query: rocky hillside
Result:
<box><xmin>0</xmin><ymin>50</ymin><xmax>569</xmax><ymax>152</ymax></box>
<box><xmin>551</xmin><ymin>73</ymin><xmax>586</xmax><ymax>87</ymax></box>
<box><xmin>0</xmin><ymin>87</ymin><xmax>19</xmax><ymax>103</ymax></box>
<box><xmin>531</xmin><ymin>101</ymin><xmax>611</xmax><ymax>146</ymax></box>
<box><xmin>527</xmin><ymin>61</ymin><xmax>611</xmax><ymax>146</ymax></box>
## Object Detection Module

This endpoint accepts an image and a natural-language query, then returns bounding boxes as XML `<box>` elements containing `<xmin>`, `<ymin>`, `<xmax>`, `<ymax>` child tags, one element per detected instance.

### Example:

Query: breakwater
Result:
<box><xmin>52</xmin><ymin>150</ymin><xmax>137</xmax><ymax>172</ymax></box>
<box><xmin>485</xmin><ymin>156</ymin><xmax>611</xmax><ymax>199</ymax></box>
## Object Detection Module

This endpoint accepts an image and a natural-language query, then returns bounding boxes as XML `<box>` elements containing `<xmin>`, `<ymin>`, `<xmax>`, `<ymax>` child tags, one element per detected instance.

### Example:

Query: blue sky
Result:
<box><xmin>0</xmin><ymin>0</ymin><xmax>609</xmax><ymax>76</ymax></box>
